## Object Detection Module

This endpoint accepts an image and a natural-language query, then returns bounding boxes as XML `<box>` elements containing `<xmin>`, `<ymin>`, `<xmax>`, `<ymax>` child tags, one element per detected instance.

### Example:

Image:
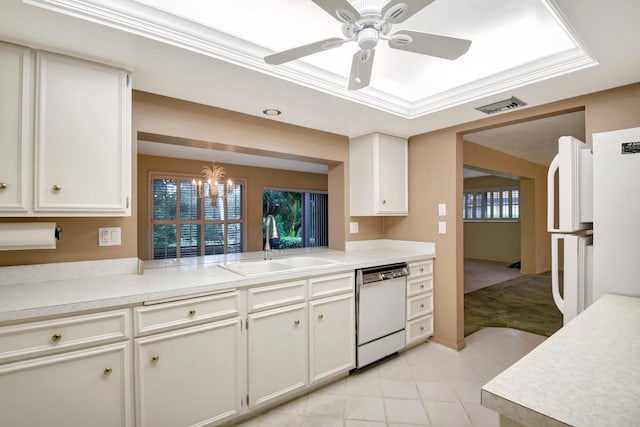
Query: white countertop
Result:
<box><xmin>481</xmin><ymin>294</ymin><xmax>640</xmax><ymax>427</ymax></box>
<box><xmin>0</xmin><ymin>240</ymin><xmax>435</xmax><ymax>323</ymax></box>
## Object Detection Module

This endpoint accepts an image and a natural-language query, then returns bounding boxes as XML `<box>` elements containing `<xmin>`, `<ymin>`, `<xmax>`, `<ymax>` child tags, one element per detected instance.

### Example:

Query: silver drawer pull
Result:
<box><xmin>419</xmin><ymin>326</ymin><xmax>424</xmax><ymax>332</ymax></box>
<box><xmin>151</xmin><ymin>355</ymin><xmax>160</xmax><ymax>363</ymax></box>
<box><xmin>318</xmin><ymin>314</ymin><xmax>324</xmax><ymax>320</ymax></box>
<box><xmin>52</xmin><ymin>184</ymin><xmax>62</xmax><ymax>192</ymax></box>
<box><xmin>420</xmin><ymin>303</ymin><xmax>425</xmax><ymax>309</ymax></box>
<box><xmin>188</xmin><ymin>309</ymin><xmax>196</xmax><ymax>317</ymax></box>
<box><xmin>294</xmin><ymin>320</ymin><xmax>300</xmax><ymax>326</ymax></box>
<box><xmin>0</xmin><ymin>182</ymin><xmax>7</xmax><ymax>190</ymax></box>
<box><xmin>51</xmin><ymin>334</ymin><xmax>62</xmax><ymax>343</ymax></box>
<box><xmin>104</xmin><ymin>367</ymin><xmax>113</xmax><ymax>376</ymax></box>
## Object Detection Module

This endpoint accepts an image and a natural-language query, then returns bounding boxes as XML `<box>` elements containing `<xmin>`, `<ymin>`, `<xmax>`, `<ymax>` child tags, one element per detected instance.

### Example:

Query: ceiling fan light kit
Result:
<box><xmin>264</xmin><ymin>0</ymin><xmax>471</xmax><ymax>90</ymax></box>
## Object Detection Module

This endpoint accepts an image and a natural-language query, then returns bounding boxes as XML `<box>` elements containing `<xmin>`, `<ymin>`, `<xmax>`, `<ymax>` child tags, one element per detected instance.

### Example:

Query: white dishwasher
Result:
<box><xmin>355</xmin><ymin>263</ymin><xmax>409</xmax><ymax>369</ymax></box>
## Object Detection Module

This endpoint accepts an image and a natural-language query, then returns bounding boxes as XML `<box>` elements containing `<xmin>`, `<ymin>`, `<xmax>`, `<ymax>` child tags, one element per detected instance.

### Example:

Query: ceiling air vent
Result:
<box><xmin>476</xmin><ymin>97</ymin><xmax>527</xmax><ymax>115</ymax></box>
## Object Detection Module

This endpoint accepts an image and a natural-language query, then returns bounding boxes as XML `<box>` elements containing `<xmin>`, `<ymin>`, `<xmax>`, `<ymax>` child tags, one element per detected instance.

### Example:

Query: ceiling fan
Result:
<box><xmin>264</xmin><ymin>0</ymin><xmax>472</xmax><ymax>90</ymax></box>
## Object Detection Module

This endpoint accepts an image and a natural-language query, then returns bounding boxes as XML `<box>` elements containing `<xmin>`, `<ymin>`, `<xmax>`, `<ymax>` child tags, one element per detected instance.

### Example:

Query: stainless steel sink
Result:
<box><xmin>218</xmin><ymin>256</ymin><xmax>341</xmax><ymax>277</ymax></box>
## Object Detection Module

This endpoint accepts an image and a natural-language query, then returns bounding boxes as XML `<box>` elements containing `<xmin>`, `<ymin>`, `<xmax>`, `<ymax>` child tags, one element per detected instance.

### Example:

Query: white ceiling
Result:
<box><xmin>2</xmin><ymin>0</ymin><xmax>639</xmax><ymax>165</ymax></box>
<box><xmin>464</xmin><ymin>110</ymin><xmax>586</xmax><ymax>166</ymax></box>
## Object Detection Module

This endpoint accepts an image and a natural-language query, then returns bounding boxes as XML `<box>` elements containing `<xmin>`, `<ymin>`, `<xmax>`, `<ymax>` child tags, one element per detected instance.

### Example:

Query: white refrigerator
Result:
<box><xmin>547</xmin><ymin>127</ymin><xmax>640</xmax><ymax>324</ymax></box>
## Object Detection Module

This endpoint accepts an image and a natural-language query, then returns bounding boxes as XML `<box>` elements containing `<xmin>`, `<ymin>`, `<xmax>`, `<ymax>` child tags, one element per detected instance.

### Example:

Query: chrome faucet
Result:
<box><xmin>264</xmin><ymin>214</ymin><xmax>279</xmax><ymax>260</ymax></box>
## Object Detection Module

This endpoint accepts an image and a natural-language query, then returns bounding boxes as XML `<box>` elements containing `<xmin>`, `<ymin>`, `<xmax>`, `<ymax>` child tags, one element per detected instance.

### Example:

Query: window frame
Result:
<box><xmin>148</xmin><ymin>171</ymin><xmax>247</xmax><ymax>259</ymax></box>
<box><xmin>463</xmin><ymin>185</ymin><xmax>520</xmax><ymax>222</ymax></box>
<box><xmin>262</xmin><ymin>186</ymin><xmax>329</xmax><ymax>249</ymax></box>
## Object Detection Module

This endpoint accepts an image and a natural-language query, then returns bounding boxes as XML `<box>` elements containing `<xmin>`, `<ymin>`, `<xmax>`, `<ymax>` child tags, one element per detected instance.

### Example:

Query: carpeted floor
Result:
<box><xmin>464</xmin><ymin>273</ymin><xmax>563</xmax><ymax>337</ymax></box>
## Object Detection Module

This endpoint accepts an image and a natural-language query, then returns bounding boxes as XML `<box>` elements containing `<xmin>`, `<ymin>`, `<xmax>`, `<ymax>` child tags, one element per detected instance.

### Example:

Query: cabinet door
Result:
<box><xmin>0</xmin><ymin>342</ymin><xmax>132</xmax><ymax>427</ymax></box>
<box><xmin>0</xmin><ymin>42</ymin><xmax>31</xmax><ymax>213</ymax></box>
<box><xmin>248</xmin><ymin>303</ymin><xmax>307</xmax><ymax>408</ymax></box>
<box><xmin>34</xmin><ymin>52</ymin><xmax>131</xmax><ymax>215</ymax></box>
<box><xmin>376</xmin><ymin>134</ymin><xmax>408</xmax><ymax>214</ymax></box>
<box><xmin>309</xmin><ymin>293</ymin><xmax>355</xmax><ymax>383</ymax></box>
<box><xmin>134</xmin><ymin>319</ymin><xmax>242</xmax><ymax>427</ymax></box>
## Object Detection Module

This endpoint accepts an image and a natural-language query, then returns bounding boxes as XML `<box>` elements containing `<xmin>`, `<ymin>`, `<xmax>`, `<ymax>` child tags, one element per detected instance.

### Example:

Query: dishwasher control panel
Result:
<box><xmin>357</xmin><ymin>263</ymin><xmax>409</xmax><ymax>285</ymax></box>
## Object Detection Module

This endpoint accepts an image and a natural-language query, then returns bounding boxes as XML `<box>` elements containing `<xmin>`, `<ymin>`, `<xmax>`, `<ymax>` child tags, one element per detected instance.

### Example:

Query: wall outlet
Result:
<box><xmin>98</xmin><ymin>227</ymin><xmax>121</xmax><ymax>246</ymax></box>
<box><xmin>349</xmin><ymin>222</ymin><xmax>359</xmax><ymax>234</ymax></box>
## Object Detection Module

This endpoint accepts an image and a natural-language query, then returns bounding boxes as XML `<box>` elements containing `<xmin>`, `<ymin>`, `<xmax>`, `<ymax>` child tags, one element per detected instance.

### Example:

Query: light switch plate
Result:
<box><xmin>438</xmin><ymin>221</ymin><xmax>447</xmax><ymax>234</ymax></box>
<box><xmin>98</xmin><ymin>227</ymin><xmax>122</xmax><ymax>246</ymax></box>
<box><xmin>349</xmin><ymin>222</ymin><xmax>359</xmax><ymax>234</ymax></box>
<box><xmin>438</xmin><ymin>203</ymin><xmax>446</xmax><ymax>216</ymax></box>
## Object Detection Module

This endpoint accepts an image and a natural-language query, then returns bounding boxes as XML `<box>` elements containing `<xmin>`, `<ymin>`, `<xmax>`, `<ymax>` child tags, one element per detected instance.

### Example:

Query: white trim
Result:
<box><xmin>24</xmin><ymin>0</ymin><xmax>597</xmax><ymax>119</ymax></box>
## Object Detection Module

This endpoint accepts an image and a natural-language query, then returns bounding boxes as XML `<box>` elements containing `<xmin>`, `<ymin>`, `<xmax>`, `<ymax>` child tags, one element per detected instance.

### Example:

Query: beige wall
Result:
<box><xmin>384</xmin><ymin>130</ymin><xmax>465</xmax><ymax>350</ymax></box>
<box><xmin>463</xmin><ymin>176</ymin><xmax>520</xmax><ymax>263</ymax></box>
<box><xmin>137</xmin><ymin>154</ymin><xmax>328</xmax><ymax>259</ymax></box>
<box><xmin>464</xmin><ymin>222</ymin><xmax>520</xmax><ymax>262</ymax></box>
<box><xmin>0</xmin><ymin>216</ymin><xmax>136</xmax><ymax>267</ymax></box>
<box><xmin>463</xmin><ymin>145</ymin><xmax>548</xmax><ymax>273</ymax></box>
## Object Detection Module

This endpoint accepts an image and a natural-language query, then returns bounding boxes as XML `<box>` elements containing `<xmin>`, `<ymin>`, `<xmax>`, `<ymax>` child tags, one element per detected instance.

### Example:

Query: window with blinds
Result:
<box><xmin>263</xmin><ymin>189</ymin><xmax>328</xmax><ymax>249</ymax></box>
<box><xmin>463</xmin><ymin>187</ymin><xmax>520</xmax><ymax>221</ymax></box>
<box><xmin>150</xmin><ymin>173</ymin><xmax>245</xmax><ymax>259</ymax></box>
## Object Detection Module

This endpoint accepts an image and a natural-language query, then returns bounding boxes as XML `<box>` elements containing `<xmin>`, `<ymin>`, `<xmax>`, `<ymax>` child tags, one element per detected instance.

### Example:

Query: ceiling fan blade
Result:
<box><xmin>389</xmin><ymin>30</ymin><xmax>471</xmax><ymax>60</ymax></box>
<box><xmin>382</xmin><ymin>0</ymin><xmax>435</xmax><ymax>24</ymax></box>
<box><xmin>264</xmin><ymin>37</ymin><xmax>348</xmax><ymax>65</ymax></box>
<box><xmin>312</xmin><ymin>0</ymin><xmax>361</xmax><ymax>24</ymax></box>
<box><xmin>348</xmin><ymin>49</ymin><xmax>375</xmax><ymax>90</ymax></box>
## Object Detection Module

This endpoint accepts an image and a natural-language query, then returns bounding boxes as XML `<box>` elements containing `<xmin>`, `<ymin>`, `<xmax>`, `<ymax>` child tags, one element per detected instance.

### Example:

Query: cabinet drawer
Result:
<box><xmin>409</xmin><ymin>260</ymin><xmax>433</xmax><ymax>278</ymax></box>
<box><xmin>134</xmin><ymin>292</ymin><xmax>239</xmax><ymax>336</ymax></box>
<box><xmin>406</xmin><ymin>315</ymin><xmax>434</xmax><ymax>346</ymax></box>
<box><xmin>407</xmin><ymin>276</ymin><xmax>433</xmax><ymax>297</ymax></box>
<box><xmin>309</xmin><ymin>272</ymin><xmax>354</xmax><ymax>299</ymax></box>
<box><xmin>0</xmin><ymin>309</ymin><xmax>130</xmax><ymax>363</ymax></box>
<box><xmin>247</xmin><ymin>280</ymin><xmax>306</xmax><ymax>313</ymax></box>
<box><xmin>407</xmin><ymin>293</ymin><xmax>433</xmax><ymax>321</ymax></box>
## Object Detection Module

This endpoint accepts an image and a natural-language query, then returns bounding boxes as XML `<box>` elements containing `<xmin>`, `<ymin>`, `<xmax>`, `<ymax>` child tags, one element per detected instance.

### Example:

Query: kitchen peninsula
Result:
<box><xmin>481</xmin><ymin>293</ymin><xmax>640</xmax><ymax>427</ymax></box>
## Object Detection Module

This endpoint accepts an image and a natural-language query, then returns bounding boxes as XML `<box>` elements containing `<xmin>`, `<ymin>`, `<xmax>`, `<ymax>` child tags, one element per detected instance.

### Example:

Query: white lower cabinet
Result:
<box><xmin>0</xmin><ymin>341</ymin><xmax>132</xmax><ymax>427</ymax></box>
<box><xmin>248</xmin><ymin>302</ymin><xmax>308</xmax><ymax>408</ymax></box>
<box><xmin>309</xmin><ymin>292</ymin><xmax>355</xmax><ymax>384</ymax></box>
<box><xmin>134</xmin><ymin>318</ymin><xmax>242</xmax><ymax>427</ymax></box>
<box><xmin>406</xmin><ymin>259</ymin><xmax>435</xmax><ymax>347</ymax></box>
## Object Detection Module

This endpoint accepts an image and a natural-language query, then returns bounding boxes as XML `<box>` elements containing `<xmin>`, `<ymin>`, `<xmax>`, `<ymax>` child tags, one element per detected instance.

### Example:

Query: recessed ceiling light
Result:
<box><xmin>262</xmin><ymin>109</ymin><xmax>281</xmax><ymax>116</ymax></box>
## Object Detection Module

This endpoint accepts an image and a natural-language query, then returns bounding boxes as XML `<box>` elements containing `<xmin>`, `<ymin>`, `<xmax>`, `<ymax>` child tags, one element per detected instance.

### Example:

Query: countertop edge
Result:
<box><xmin>481</xmin><ymin>389</ymin><xmax>570</xmax><ymax>427</ymax></box>
<box><xmin>0</xmin><ymin>246</ymin><xmax>435</xmax><ymax>323</ymax></box>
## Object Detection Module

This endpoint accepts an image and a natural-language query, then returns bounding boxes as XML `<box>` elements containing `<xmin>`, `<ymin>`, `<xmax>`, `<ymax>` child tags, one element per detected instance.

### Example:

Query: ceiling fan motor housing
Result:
<box><xmin>358</xmin><ymin>27</ymin><xmax>379</xmax><ymax>50</ymax></box>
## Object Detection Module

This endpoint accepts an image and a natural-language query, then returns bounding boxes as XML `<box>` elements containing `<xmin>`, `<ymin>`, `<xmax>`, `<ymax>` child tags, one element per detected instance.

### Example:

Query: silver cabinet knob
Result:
<box><xmin>0</xmin><ymin>183</ymin><xmax>7</xmax><ymax>190</ymax></box>
<box><xmin>52</xmin><ymin>185</ymin><xmax>62</xmax><ymax>192</ymax></box>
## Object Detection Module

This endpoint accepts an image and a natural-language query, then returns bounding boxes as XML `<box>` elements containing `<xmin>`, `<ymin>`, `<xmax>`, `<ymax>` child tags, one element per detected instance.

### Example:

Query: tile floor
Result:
<box><xmin>236</xmin><ymin>327</ymin><xmax>546</xmax><ymax>426</ymax></box>
<box><xmin>464</xmin><ymin>259</ymin><xmax>521</xmax><ymax>294</ymax></box>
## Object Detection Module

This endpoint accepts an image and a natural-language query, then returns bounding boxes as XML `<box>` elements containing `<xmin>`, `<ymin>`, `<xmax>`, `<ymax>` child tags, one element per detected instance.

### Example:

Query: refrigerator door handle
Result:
<box><xmin>551</xmin><ymin>234</ymin><xmax>564</xmax><ymax>313</ymax></box>
<box><xmin>547</xmin><ymin>153</ymin><xmax>560</xmax><ymax>232</ymax></box>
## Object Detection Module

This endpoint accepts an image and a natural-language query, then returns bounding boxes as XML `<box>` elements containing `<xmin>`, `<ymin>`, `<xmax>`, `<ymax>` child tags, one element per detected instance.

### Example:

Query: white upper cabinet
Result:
<box><xmin>0</xmin><ymin>42</ymin><xmax>31</xmax><ymax>213</ymax></box>
<box><xmin>34</xmin><ymin>51</ymin><xmax>131</xmax><ymax>215</ymax></box>
<box><xmin>349</xmin><ymin>132</ymin><xmax>408</xmax><ymax>216</ymax></box>
<box><xmin>0</xmin><ymin>44</ymin><xmax>131</xmax><ymax>217</ymax></box>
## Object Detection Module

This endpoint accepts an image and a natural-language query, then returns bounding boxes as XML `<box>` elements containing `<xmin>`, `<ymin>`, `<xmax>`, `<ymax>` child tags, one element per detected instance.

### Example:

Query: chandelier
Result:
<box><xmin>192</xmin><ymin>163</ymin><xmax>233</xmax><ymax>207</ymax></box>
